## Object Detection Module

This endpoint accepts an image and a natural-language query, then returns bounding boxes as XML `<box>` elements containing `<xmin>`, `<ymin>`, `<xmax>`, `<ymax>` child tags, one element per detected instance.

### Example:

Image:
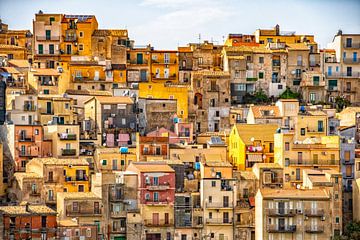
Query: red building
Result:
<box><xmin>127</xmin><ymin>162</ymin><xmax>175</xmax><ymax>240</ymax></box>
<box><xmin>0</xmin><ymin>204</ymin><xmax>57</xmax><ymax>240</ymax></box>
<box><xmin>138</xmin><ymin>136</ymin><xmax>169</xmax><ymax>161</ymax></box>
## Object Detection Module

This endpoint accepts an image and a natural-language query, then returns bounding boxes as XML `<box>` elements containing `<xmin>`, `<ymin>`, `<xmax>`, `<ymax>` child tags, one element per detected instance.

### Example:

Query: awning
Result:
<box><xmin>247</xmin><ymin>154</ymin><xmax>263</xmax><ymax>162</ymax></box>
<box><xmin>249</xmin><ymin>197</ymin><xmax>255</xmax><ymax>207</ymax></box>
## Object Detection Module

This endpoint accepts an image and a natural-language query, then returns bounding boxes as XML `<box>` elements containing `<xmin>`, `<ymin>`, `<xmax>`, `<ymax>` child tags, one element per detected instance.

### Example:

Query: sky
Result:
<box><xmin>0</xmin><ymin>0</ymin><xmax>359</xmax><ymax>49</ymax></box>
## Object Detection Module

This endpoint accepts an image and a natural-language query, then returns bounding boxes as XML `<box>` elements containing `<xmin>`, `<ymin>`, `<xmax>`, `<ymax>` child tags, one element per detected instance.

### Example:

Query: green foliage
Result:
<box><xmin>243</xmin><ymin>89</ymin><xmax>270</xmax><ymax>104</ymax></box>
<box><xmin>279</xmin><ymin>87</ymin><xmax>301</xmax><ymax>100</ymax></box>
<box><xmin>332</xmin><ymin>221</ymin><xmax>360</xmax><ymax>240</ymax></box>
<box><xmin>335</xmin><ymin>96</ymin><xmax>351</xmax><ymax>112</ymax></box>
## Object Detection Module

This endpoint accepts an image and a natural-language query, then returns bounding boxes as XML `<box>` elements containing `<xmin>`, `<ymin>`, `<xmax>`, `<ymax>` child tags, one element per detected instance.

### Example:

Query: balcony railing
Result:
<box><xmin>304</xmin><ymin>209</ymin><xmax>324</xmax><ymax>217</ymax></box>
<box><xmin>343</xmin><ymin>58</ymin><xmax>360</xmax><ymax>64</ymax></box>
<box><xmin>110</xmin><ymin>211</ymin><xmax>127</xmax><ymax>218</ymax></box>
<box><xmin>145</xmin><ymin>199</ymin><xmax>169</xmax><ymax>205</ymax></box>
<box><xmin>267</xmin><ymin>224</ymin><xmax>297</xmax><ymax>233</ymax></box>
<box><xmin>343</xmin><ymin>43</ymin><xmax>360</xmax><ymax>49</ymax></box>
<box><xmin>305</xmin><ymin>224</ymin><xmax>324</xmax><ymax>233</ymax></box>
<box><xmin>206</xmin><ymin>218</ymin><xmax>233</xmax><ymax>225</ymax></box>
<box><xmin>64</xmin><ymin>175</ymin><xmax>88</xmax><ymax>182</ymax></box>
<box><xmin>144</xmin><ymin>219</ymin><xmax>174</xmax><ymax>227</ymax></box>
<box><xmin>35</xmin><ymin>50</ymin><xmax>60</xmax><ymax>55</ymax></box>
<box><xmin>29</xmin><ymin>191</ymin><xmax>41</xmax><ymax>196</ymax></box>
<box><xmin>18</xmin><ymin>136</ymin><xmax>34</xmax><ymax>142</ymax></box>
<box><xmin>19</xmin><ymin>151</ymin><xmax>37</xmax><ymax>157</ymax></box>
<box><xmin>62</xmin><ymin>149</ymin><xmax>76</xmax><ymax>156</ymax></box>
<box><xmin>324</xmin><ymin>57</ymin><xmax>337</xmax><ymax>63</ymax></box>
<box><xmin>127</xmin><ymin>59</ymin><xmax>149</xmax><ymax>65</ymax></box>
<box><xmin>23</xmin><ymin>105</ymin><xmax>37</xmax><ymax>111</ymax></box>
<box><xmin>66</xmin><ymin>206</ymin><xmax>102</xmax><ymax>216</ymax></box>
<box><xmin>325</xmin><ymin>72</ymin><xmax>360</xmax><ymax>78</ymax></box>
<box><xmin>146</xmin><ymin>184</ymin><xmax>170</xmax><ymax>191</ymax></box>
<box><xmin>267</xmin><ymin>208</ymin><xmax>296</xmax><ymax>217</ymax></box>
<box><xmin>288</xmin><ymin>159</ymin><xmax>338</xmax><ymax>166</ymax></box>
<box><xmin>206</xmin><ymin>202</ymin><xmax>233</xmax><ymax>208</ymax></box>
<box><xmin>36</xmin><ymin>36</ymin><xmax>60</xmax><ymax>41</ymax></box>
<box><xmin>111</xmin><ymin>227</ymin><xmax>126</xmax><ymax>233</ymax></box>
<box><xmin>58</xmin><ymin>133</ymin><xmax>77</xmax><ymax>140</ymax></box>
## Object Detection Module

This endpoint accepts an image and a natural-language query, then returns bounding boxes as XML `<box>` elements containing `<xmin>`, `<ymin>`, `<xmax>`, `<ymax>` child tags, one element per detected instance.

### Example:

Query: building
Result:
<box><xmin>246</xmin><ymin>105</ymin><xmax>282</xmax><ymax>125</ymax></box>
<box><xmin>229</xmin><ymin>124</ymin><xmax>278</xmax><ymax>170</ymax></box>
<box><xmin>57</xmin><ymin>192</ymin><xmax>104</xmax><ymax>238</ymax></box>
<box><xmin>150</xmin><ymin>50</ymin><xmax>178</xmax><ymax>83</ymax></box>
<box><xmin>324</xmin><ymin>32</ymin><xmax>360</xmax><ymax>104</ymax></box>
<box><xmin>94</xmin><ymin>147</ymin><xmax>136</xmax><ymax>172</ymax></box>
<box><xmin>26</xmin><ymin>157</ymin><xmax>90</xmax><ymax>205</ymax></box>
<box><xmin>126</xmin><ymin>45</ymin><xmax>151</xmax><ymax>84</ymax></box>
<box><xmin>255</xmin><ymin>188</ymin><xmax>340</xmax><ymax>240</ymax></box>
<box><xmin>178</xmin><ymin>46</ymin><xmax>193</xmax><ymax>84</ymax></box>
<box><xmin>84</xmin><ymin>96</ymin><xmax>136</xmax><ymax>147</ymax></box>
<box><xmin>137</xmin><ymin>135</ymin><xmax>169</xmax><ymax>161</ymax></box>
<box><xmin>0</xmin><ymin>204</ymin><xmax>57</xmax><ymax>240</ymax></box>
<box><xmin>200</xmin><ymin>161</ymin><xmax>235</xmax><ymax>240</ymax></box>
<box><xmin>28</xmin><ymin>68</ymin><xmax>63</xmax><ymax>95</ymax></box>
<box><xmin>189</xmin><ymin>70</ymin><xmax>231</xmax><ymax>133</ymax></box>
<box><xmin>127</xmin><ymin>162</ymin><xmax>176</xmax><ymax>240</ymax></box>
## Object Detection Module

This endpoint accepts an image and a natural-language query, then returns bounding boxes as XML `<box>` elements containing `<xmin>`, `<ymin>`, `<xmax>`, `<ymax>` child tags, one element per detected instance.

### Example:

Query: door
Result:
<box><xmin>49</xmin><ymin>44</ymin><xmax>54</xmax><ymax>54</ymax></box>
<box><xmin>223</xmin><ymin>196</ymin><xmax>229</xmax><ymax>207</ymax></box>
<box><xmin>311</xmin><ymin>201</ymin><xmax>317</xmax><ymax>214</ymax></box>
<box><xmin>278</xmin><ymin>218</ymin><xmax>285</xmax><ymax>230</ymax></box>
<box><xmin>94</xmin><ymin>71</ymin><xmax>99</xmax><ymax>80</ymax></box>
<box><xmin>28</xmin><ymin>115</ymin><xmax>32</xmax><ymax>125</ymax></box>
<box><xmin>164</xmin><ymin>68</ymin><xmax>169</xmax><ymax>78</ymax></box>
<box><xmin>278</xmin><ymin>202</ymin><xmax>285</xmax><ymax>214</ymax></box>
<box><xmin>347</xmin><ymin>67</ymin><xmax>352</xmax><ymax>76</ymax></box>
<box><xmin>46</xmin><ymin>102</ymin><xmax>52</xmax><ymax>114</ymax></box>
<box><xmin>66</xmin><ymin>44</ymin><xmax>72</xmax><ymax>54</ymax></box>
<box><xmin>38</xmin><ymin>44</ymin><xmax>43</xmax><ymax>54</ymax></box>
<box><xmin>298</xmin><ymin>152</ymin><xmax>303</xmax><ymax>164</ymax></box>
<box><xmin>327</xmin><ymin>66</ymin><xmax>332</xmax><ymax>76</ymax></box>
<box><xmin>137</xmin><ymin>53</ymin><xmax>143</xmax><ymax>64</ymax></box>
<box><xmin>353</xmin><ymin>52</ymin><xmax>357</xmax><ymax>62</ymax></box>
<box><xmin>41</xmin><ymin>216</ymin><xmax>47</xmax><ymax>228</ymax></box>
<box><xmin>94</xmin><ymin>202</ymin><xmax>100</xmax><ymax>214</ymax></box>
<box><xmin>140</xmin><ymin>70</ymin><xmax>147</xmax><ymax>81</ymax></box>
<box><xmin>164</xmin><ymin>212</ymin><xmax>169</xmax><ymax>225</ymax></box>
<box><xmin>223</xmin><ymin>212</ymin><xmax>229</xmax><ymax>223</ymax></box>
<box><xmin>46</xmin><ymin>30</ymin><xmax>51</xmax><ymax>40</ymax></box>
<box><xmin>152</xmin><ymin>213</ymin><xmax>159</xmax><ymax>226</ymax></box>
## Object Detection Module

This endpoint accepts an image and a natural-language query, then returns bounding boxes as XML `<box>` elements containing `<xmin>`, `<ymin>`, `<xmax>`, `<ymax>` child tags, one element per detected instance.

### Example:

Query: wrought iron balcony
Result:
<box><xmin>267</xmin><ymin>208</ymin><xmax>296</xmax><ymax>217</ymax></box>
<box><xmin>267</xmin><ymin>224</ymin><xmax>297</xmax><ymax>233</ymax></box>
<box><xmin>62</xmin><ymin>149</ymin><xmax>76</xmax><ymax>156</ymax></box>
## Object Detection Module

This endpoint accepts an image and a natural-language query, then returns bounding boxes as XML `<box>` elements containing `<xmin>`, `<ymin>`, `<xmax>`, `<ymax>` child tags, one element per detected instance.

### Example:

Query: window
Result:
<box><xmin>235</xmin><ymin>83</ymin><xmax>246</xmax><ymax>91</ymax></box>
<box><xmin>301</xmin><ymin>128</ymin><xmax>306</xmax><ymax>136</ymax></box>
<box><xmin>235</xmin><ymin>70</ymin><xmax>240</xmax><ymax>78</ymax></box>
<box><xmin>318</xmin><ymin>120</ymin><xmax>324</xmax><ymax>132</ymax></box>
<box><xmin>296</xmin><ymin>168</ymin><xmax>300</xmax><ymax>181</ymax></box>
<box><xmin>48</xmin><ymin>190</ymin><xmax>54</xmax><ymax>201</ymax></box>
<box><xmin>259</xmin><ymin>57</ymin><xmax>264</xmax><ymax>64</ymax></box>
<box><xmin>154</xmin><ymin>192</ymin><xmax>159</xmax><ymax>202</ymax></box>
<box><xmin>145</xmin><ymin>193</ymin><xmax>150</xmax><ymax>200</ymax></box>
<box><xmin>72</xmin><ymin>202</ymin><xmax>79</xmax><ymax>212</ymax></box>
<box><xmin>78</xmin><ymin>185</ymin><xmax>84</xmax><ymax>192</ymax></box>
<box><xmin>79</xmin><ymin>31</ymin><xmax>84</xmax><ymax>38</ymax></box>
<box><xmin>335</xmin><ymin>217</ymin><xmax>340</xmax><ymax>224</ymax></box>
<box><xmin>153</xmin><ymin>177</ymin><xmax>159</xmax><ymax>185</ymax></box>
<box><xmin>48</xmin><ymin>171</ymin><xmax>53</xmax><ymax>182</ymax></box>
<box><xmin>313</xmin><ymin>76</ymin><xmax>320</xmax><ymax>86</ymax></box>
<box><xmin>102</xmin><ymin>159</ymin><xmax>107</xmax><ymax>166</ymax></box>
<box><xmin>35</xmin><ymin>129</ymin><xmax>39</xmax><ymax>135</ymax></box>
<box><xmin>209</xmin><ymin>196</ymin><xmax>212</xmax><ymax>203</ymax></box>
<box><xmin>65</xmin><ymin>103</ymin><xmax>69</xmax><ymax>109</ymax></box>
<box><xmin>181</xmin><ymin>234</ymin><xmax>187</xmax><ymax>240</ymax></box>
<box><xmin>209</xmin><ymin>212</ymin><xmax>212</xmax><ymax>219</ymax></box>
<box><xmin>79</xmin><ymin>44</ymin><xmax>84</xmax><ymax>51</ymax></box>
<box><xmin>211</xmin><ymin>181</ymin><xmax>216</xmax><ymax>187</ymax></box>
<box><xmin>285</xmin><ymin>142</ymin><xmax>290</xmax><ymax>151</ymax></box>
<box><xmin>310</xmin><ymin>93</ymin><xmax>316</xmax><ymax>102</ymax></box>
<box><xmin>259</xmin><ymin>72</ymin><xmax>264</xmax><ymax>79</ymax></box>
<box><xmin>198</xmin><ymin>57</ymin><xmax>203</xmax><ymax>65</ymax></box>
<box><xmin>121</xmin><ymin>118</ymin><xmax>126</xmax><ymax>125</ymax></box>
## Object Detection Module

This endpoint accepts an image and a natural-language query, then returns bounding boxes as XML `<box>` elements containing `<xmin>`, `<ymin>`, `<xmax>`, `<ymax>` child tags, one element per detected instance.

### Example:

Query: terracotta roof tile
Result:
<box><xmin>235</xmin><ymin>124</ymin><xmax>278</xmax><ymax>145</ymax></box>
<box><xmin>250</xmin><ymin>105</ymin><xmax>281</xmax><ymax>119</ymax></box>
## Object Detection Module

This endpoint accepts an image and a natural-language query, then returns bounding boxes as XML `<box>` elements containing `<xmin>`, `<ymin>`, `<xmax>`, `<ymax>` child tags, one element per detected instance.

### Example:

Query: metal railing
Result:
<box><xmin>144</xmin><ymin>219</ymin><xmax>174</xmax><ymax>227</ymax></box>
<box><xmin>267</xmin><ymin>224</ymin><xmax>297</xmax><ymax>233</ymax></box>
<box><xmin>305</xmin><ymin>224</ymin><xmax>324</xmax><ymax>233</ymax></box>
<box><xmin>343</xmin><ymin>43</ymin><xmax>360</xmax><ymax>49</ymax></box>
<box><xmin>304</xmin><ymin>209</ymin><xmax>325</xmax><ymax>217</ymax></box>
<box><xmin>206</xmin><ymin>218</ymin><xmax>233</xmax><ymax>224</ymax></box>
<box><xmin>62</xmin><ymin>149</ymin><xmax>76</xmax><ymax>156</ymax></box>
<box><xmin>58</xmin><ymin>133</ymin><xmax>77</xmax><ymax>140</ymax></box>
<box><xmin>66</xmin><ymin>206</ymin><xmax>102</xmax><ymax>216</ymax></box>
<box><xmin>288</xmin><ymin>159</ymin><xmax>338</xmax><ymax>165</ymax></box>
<box><xmin>267</xmin><ymin>208</ymin><xmax>296</xmax><ymax>216</ymax></box>
<box><xmin>343</xmin><ymin>58</ymin><xmax>360</xmax><ymax>64</ymax></box>
<box><xmin>36</xmin><ymin>36</ymin><xmax>60</xmax><ymax>41</ymax></box>
<box><xmin>325</xmin><ymin>72</ymin><xmax>360</xmax><ymax>78</ymax></box>
<box><xmin>206</xmin><ymin>202</ymin><xmax>233</xmax><ymax>208</ymax></box>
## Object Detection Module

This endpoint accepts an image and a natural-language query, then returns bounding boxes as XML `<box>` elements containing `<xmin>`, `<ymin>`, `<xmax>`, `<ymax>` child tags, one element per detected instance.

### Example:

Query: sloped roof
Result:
<box><xmin>0</xmin><ymin>205</ymin><xmax>56</xmax><ymax>215</ymax></box>
<box><xmin>250</xmin><ymin>105</ymin><xmax>281</xmax><ymax>119</ymax></box>
<box><xmin>260</xmin><ymin>189</ymin><xmax>329</xmax><ymax>200</ymax></box>
<box><xmin>29</xmin><ymin>157</ymin><xmax>89</xmax><ymax>166</ymax></box>
<box><xmin>127</xmin><ymin>162</ymin><xmax>175</xmax><ymax>173</ymax></box>
<box><xmin>235</xmin><ymin>124</ymin><xmax>278</xmax><ymax>145</ymax></box>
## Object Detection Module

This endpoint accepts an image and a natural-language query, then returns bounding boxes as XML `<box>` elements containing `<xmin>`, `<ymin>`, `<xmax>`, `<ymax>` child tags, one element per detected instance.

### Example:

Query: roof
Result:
<box><xmin>0</xmin><ymin>44</ymin><xmax>25</xmax><ymax>50</ymax></box>
<box><xmin>253</xmin><ymin>163</ymin><xmax>282</xmax><ymax>169</ymax></box>
<box><xmin>86</xmin><ymin>96</ymin><xmax>133</xmax><ymax>105</ymax></box>
<box><xmin>286</xmin><ymin>43</ymin><xmax>310</xmax><ymax>51</ymax></box>
<box><xmin>92</xmin><ymin>29</ymin><xmax>128</xmax><ymax>37</ymax></box>
<box><xmin>178</xmin><ymin>153</ymin><xmax>196</xmax><ymax>162</ymax></box>
<box><xmin>147</xmin><ymin>127</ymin><xmax>177</xmax><ymax>138</ymax></box>
<box><xmin>339</xmin><ymin>107</ymin><xmax>360</xmax><ymax>115</ymax></box>
<box><xmin>127</xmin><ymin>162</ymin><xmax>175</xmax><ymax>173</ymax></box>
<box><xmin>0</xmin><ymin>205</ymin><xmax>56</xmax><ymax>215</ymax></box>
<box><xmin>14</xmin><ymin>172</ymin><xmax>42</xmax><ymax>180</ymax></box>
<box><xmin>204</xmin><ymin>161</ymin><xmax>232</xmax><ymax>167</ymax></box>
<box><xmin>249</xmin><ymin>105</ymin><xmax>281</xmax><ymax>119</ymax></box>
<box><xmin>204</xmin><ymin>154</ymin><xmax>223</xmax><ymax>162</ymax></box>
<box><xmin>65</xmin><ymin>89</ymin><xmax>112</xmax><ymax>96</ymax></box>
<box><xmin>32</xmin><ymin>68</ymin><xmax>60</xmax><ymax>76</ymax></box>
<box><xmin>234</xmin><ymin>171</ymin><xmax>256</xmax><ymax>180</ymax></box>
<box><xmin>1</xmin><ymin>67</ymin><xmax>20</xmax><ymax>74</ymax></box>
<box><xmin>260</xmin><ymin>189</ymin><xmax>330</xmax><ymax>200</ymax></box>
<box><xmin>193</xmin><ymin>70</ymin><xmax>230</xmax><ymax>77</ymax></box>
<box><xmin>224</xmin><ymin>45</ymin><xmax>271</xmax><ymax>54</ymax></box>
<box><xmin>235</xmin><ymin>124</ymin><xmax>278</xmax><ymax>145</ymax></box>
<box><xmin>30</xmin><ymin>157</ymin><xmax>89</xmax><ymax>166</ymax></box>
<box><xmin>299</xmin><ymin>110</ymin><xmax>327</xmax><ymax>116</ymax></box>
<box><xmin>8</xmin><ymin>60</ymin><xmax>30</xmax><ymax>68</ymax></box>
<box><xmin>57</xmin><ymin>192</ymin><xmax>101</xmax><ymax>200</ymax></box>
<box><xmin>58</xmin><ymin>220</ymin><xmax>79</xmax><ymax>227</ymax></box>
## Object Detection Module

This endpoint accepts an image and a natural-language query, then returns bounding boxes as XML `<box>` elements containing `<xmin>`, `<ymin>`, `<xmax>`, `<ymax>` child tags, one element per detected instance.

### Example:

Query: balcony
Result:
<box><xmin>206</xmin><ymin>218</ymin><xmax>233</xmax><ymax>225</ymax></box>
<box><xmin>267</xmin><ymin>224</ymin><xmax>297</xmax><ymax>233</ymax></box>
<box><xmin>146</xmin><ymin>183</ymin><xmax>170</xmax><ymax>191</ymax></box>
<box><xmin>343</xmin><ymin>43</ymin><xmax>360</xmax><ymax>49</ymax></box>
<box><xmin>343</xmin><ymin>58</ymin><xmax>360</xmax><ymax>64</ymax></box>
<box><xmin>304</xmin><ymin>209</ymin><xmax>324</xmax><ymax>217</ymax></box>
<box><xmin>145</xmin><ymin>199</ymin><xmax>169</xmax><ymax>205</ymax></box>
<box><xmin>64</xmin><ymin>175</ymin><xmax>88</xmax><ymax>182</ymax></box>
<box><xmin>36</xmin><ymin>36</ymin><xmax>60</xmax><ymax>41</ymax></box>
<box><xmin>64</xmin><ymin>30</ymin><xmax>77</xmax><ymax>42</ymax></box>
<box><xmin>111</xmin><ymin>226</ymin><xmax>126</xmax><ymax>233</ymax></box>
<box><xmin>110</xmin><ymin>193</ymin><xmax>124</xmax><ymax>202</ymax></box>
<box><xmin>61</xmin><ymin>149</ymin><xmax>76</xmax><ymax>156</ymax></box>
<box><xmin>325</xmin><ymin>72</ymin><xmax>360</xmax><ymax>78</ymax></box>
<box><xmin>29</xmin><ymin>191</ymin><xmax>41</xmax><ymax>196</ymax></box>
<box><xmin>127</xmin><ymin>59</ymin><xmax>149</xmax><ymax>65</ymax></box>
<box><xmin>18</xmin><ymin>136</ymin><xmax>34</xmax><ymax>142</ymax></box>
<box><xmin>110</xmin><ymin>211</ymin><xmax>126</xmax><ymax>218</ymax></box>
<box><xmin>246</xmin><ymin>77</ymin><xmax>258</xmax><ymax>82</ymax></box>
<box><xmin>206</xmin><ymin>202</ymin><xmax>233</xmax><ymax>209</ymax></box>
<box><xmin>267</xmin><ymin>208</ymin><xmax>296</xmax><ymax>217</ymax></box>
<box><xmin>58</xmin><ymin>133</ymin><xmax>77</xmax><ymax>140</ymax></box>
<box><xmin>324</xmin><ymin>57</ymin><xmax>337</xmax><ymax>63</ymax></box>
<box><xmin>208</xmin><ymin>86</ymin><xmax>220</xmax><ymax>92</ymax></box>
<box><xmin>305</xmin><ymin>224</ymin><xmax>324</xmax><ymax>233</ymax></box>
<box><xmin>288</xmin><ymin>159</ymin><xmax>338</xmax><ymax>166</ymax></box>
<box><xmin>35</xmin><ymin>50</ymin><xmax>60</xmax><ymax>55</ymax></box>
<box><xmin>23</xmin><ymin>105</ymin><xmax>36</xmax><ymax>111</ymax></box>
<box><xmin>344</xmin><ymin>87</ymin><xmax>357</xmax><ymax>93</ymax></box>
<box><xmin>66</xmin><ymin>206</ymin><xmax>102</xmax><ymax>216</ymax></box>
<box><xmin>19</xmin><ymin>151</ymin><xmax>37</xmax><ymax>157</ymax></box>
<box><xmin>144</xmin><ymin>219</ymin><xmax>174</xmax><ymax>227</ymax></box>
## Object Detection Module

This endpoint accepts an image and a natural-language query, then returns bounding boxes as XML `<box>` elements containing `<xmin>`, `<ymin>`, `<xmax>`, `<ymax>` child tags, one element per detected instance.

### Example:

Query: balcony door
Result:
<box><xmin>278</xmin><ymin>202</ymin><xmax>285</xmax><ymax>214</ymax></box>
<box><xmin>152</xmin><ymin>213</ymin><xmax>159</xmax><ymax>225</ymax></box>
<box><xmin>278</xmin><ymin>218</ymin><xmax>285</xmax><ymax>230</ymax></box>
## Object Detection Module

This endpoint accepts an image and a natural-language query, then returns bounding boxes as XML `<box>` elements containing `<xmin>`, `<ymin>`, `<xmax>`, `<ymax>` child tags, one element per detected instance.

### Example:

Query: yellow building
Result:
<box><xmin>150</xmin><ymin>50</ymin><xmax>178</xmax><ymax>83</ymax></box>
<box><xmin>229</xmin><ymin>124</ymin><xmax>278</xmax><ymax>170</ymax></box>
<box><xmin>60</xmin><ymin>15</ymin><xmax>98</xmax><ymax>60</ymax></box>
<box><xmin>94</xmin><ymin>146</ymin><xmax>137</xmax><ymax>172</ymax></box>
<box><xmin>274</xmin><ymin>132</ymin><xmax>340</xmax><ymax>187</ymax></box>
<box><xmin>44</xmin><ymin>124</ymin><xmax>80</xmax><ymax>158</ymax></box>
<box><xmin>294</xmin><ymin>108</ymin><xmax>328</xmax><ymax>141</ymax></box>
<box><xmin>38</xmin><ymin>95</ymin><xmax>77</xmax><ymax>125</ymax></box>
<box><xmin>27</xmin><ymin>68</ymin><xmax>64</xmax><ymax>95</ymax></box>
<box><xmin>139</xmin><ymin>82</ymin><xmax>189</xmax><ymax>121</ymax></box>
<box><xmin>254</xmin><ymin>24</ymin><xmax>316</xmax><ymax>46</ymax></box>
<box><xmin>126</xmin><ymin>46</ymin><xmax>151</xmax><ymax>83</ymax></box>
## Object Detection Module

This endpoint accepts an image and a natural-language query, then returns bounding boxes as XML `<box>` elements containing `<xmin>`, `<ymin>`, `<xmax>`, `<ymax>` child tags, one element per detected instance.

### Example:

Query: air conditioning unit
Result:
<box><xmin>321</xmin><ymin>216</ymin><xmax>326</xmax><ymax>221</ymax></box>
<box><xmin>297</xmin><ymin>209</ymin><xmax>303</xmax><ymax>214</ymax></box>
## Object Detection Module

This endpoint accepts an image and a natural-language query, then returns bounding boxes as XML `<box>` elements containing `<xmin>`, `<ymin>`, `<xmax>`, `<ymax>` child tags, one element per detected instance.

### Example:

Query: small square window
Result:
<box><xmin>79</xmin><ymin>32</ymin><xmax>84</xmax><ymax>38</ymax></box>
<box><xmin>211</xmin><ymin>181</ymin><xmax>216</xmax><ymax>187</ymax></box>
<box><xmin>79</xmin><ymin>44</ymin><xmax>84</xmax><ymax>51</ymax></box>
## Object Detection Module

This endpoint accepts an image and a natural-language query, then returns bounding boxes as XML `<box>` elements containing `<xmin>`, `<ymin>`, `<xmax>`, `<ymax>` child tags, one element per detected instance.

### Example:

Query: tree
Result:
<box><xmin>333</xmin><ymin>221</ymin><xmax>360</xmax><ymax>240</ymax></box>
<box><xmin>334</xmin><ymin>96</ymin><xmax>351</xmax><ymax>112</ymax></box>
<box><xmin>279</xmin><ymin>87</ymin><xmax>301</xmax><ymax>100</ymax></box>
<box><xmin>243</xmin><ymin>89</ymin><xmax>270</xmax><ymax>104</ymax></box>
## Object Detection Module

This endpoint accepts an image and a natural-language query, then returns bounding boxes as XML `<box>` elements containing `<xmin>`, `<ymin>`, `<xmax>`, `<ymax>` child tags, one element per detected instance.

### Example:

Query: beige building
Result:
<box><xmin>255</xmin><ymin>188</ymin><xmax>341</xmax><ymax>240</ymax></box>
<box><xmin>246</xmin><ymin>105</ymin><xmax>282</xmax><ymax>125</ymax></box>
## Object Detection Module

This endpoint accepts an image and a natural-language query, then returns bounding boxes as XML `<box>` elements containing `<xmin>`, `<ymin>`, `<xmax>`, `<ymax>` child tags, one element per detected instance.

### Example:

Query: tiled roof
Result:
<box><xmin>92</xmin><ymin>96</ymin><xmax>134</xmax><ymax>104</ymax></box>
<box><xmin>250</xmin><ymin>105</ymin><xmax>281</xmax><ymax>119</ymax></box>
<box><xmin>127</xmin><ymin>162</ymin><xmax>175</xmax><ymax>173</ymax></box>
<box><xmin>260</xmin><ymin>189</ymin><xmax>329</xmax><ymax>200</ymax></box>
<box><xmin>235</xmin><ymin>124</ymin><xmax>278</xmax><ymax>145</ymax></box>
<box><xmin>1</xmin><ymin>67</ymin><xmax>21</xmax><ymax>74</ymax></box>
<box><xmin>0</xmin><ymin>205</ymin><xmax>56</xmax><ymax>215</ymax></box>
<box><xmin>0</xmin><ymin>44</ymin><xmax>25</xmax><ymax>50</ymax></box>
<box><xmin>92</xmin><ymin>29</ymin><xmax>128</xmax><ymax>37</ymax></box>
<box><xmin>30</xmin><ymin>157</ymin><xmax>89</xmax><ymax>166</ymax></box>
<box><xmin>8</xmin><ymin>60</ymin><xmax>30</xmax><ymax>68</ymax></box>
<box><xmin>234</xmin><ymin>171</ymin><xmax>256</xmax><ymax>180</ymax></box>
<box><xmin>252</xmin><ymin>163</ymin><xmax>282</xmax><ymax>169</ymax></box>
<box><xmin>58</xmin><ymin>192</ymin><xmax>101</xmax><ymax>200</ymax></box>
<box><xmin>193</xmin><ymin>70</ymin><xmax>230</xmax><ymax>77</ymax></box>
<box><xmin>65</xmin><ymin>89</ymin><xmax>112</xmax><ymax>96</ymax></box>
<box><xmin>204</xmin><ymin>161</ymin><xmax>232</xmax><ymax>167</ymax></box>
<box><xmin>14</xmin><ymin>172</ymin><xmax>42</xmax><ymax>180</ymax></box>
<box><xmin>32</xmin><ymin>68</ymin><xmax>60</xmax><ymax>76</ymax></box>
<box><xmin>224</xmin><ymin>45</ymin><xmax>271</xmax><ymax>53</ymax></box>
<box><xmin>286</xmin><ymin>43</ymin><xmax>310</xmax><ymax>50</ymax></box>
